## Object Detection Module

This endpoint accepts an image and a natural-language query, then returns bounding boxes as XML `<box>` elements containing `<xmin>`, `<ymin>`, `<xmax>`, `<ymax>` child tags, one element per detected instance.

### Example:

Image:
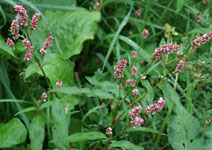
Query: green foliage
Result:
<box><xmin>29</xmin><ymin>115</ymin><xmax>45</xmax><ymax>150</ymax></box>
<box><xmin>111</xmin><ymin>140</ymin><xmax>142</xmax><ymax>150</ymax></box>
<box><xmin>0</xmin><ymin>118</ymin><xmax>27</xmax><ymax>148</ymax></box>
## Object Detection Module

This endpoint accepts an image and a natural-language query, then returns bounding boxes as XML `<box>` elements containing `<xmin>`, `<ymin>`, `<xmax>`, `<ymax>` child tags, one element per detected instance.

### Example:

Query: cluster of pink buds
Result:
<box><xmin>132</xmin><ymin>87</ymin><xmax>138</xmax><ymax>97</ymax></box>
<box><xmin>131</xmin><ymin>66</ymin><xmax>137</xmax><ymax>76</ymax></box>
<box><xmin>14</xmin><ymin>5</ymin><xmax>28</xmax><ymax>27</ymax></box>
<box><xmin>136</xmin><ymin>9</ymin><xmax>141</xmax><ymax>16</ymax></box>
<box><xmin>7</xmin><ymin>38</ymin><xmax>14</xmax><ymax>47</ymax></box>
<box><xmin>144</xmin><ymin>97</ymin><xmax>165</xmax><ymax>115</ymax></box>
<box><xmin>132</xmin><ymin>50</ymin><xmax>137</xmax><ymax>58</ymax></box>
<box><xmin>23</xmin><ymin>38</ymin><xmax>33</xmax><ymax>51</ymax></box>
<box><xmin>30</xmin><ymin>13</ymin><xmax>40</xmax><ymax>30</ymax></box>
<box><xmin>206</xmin><ymin>119</ymin><xmax>211</xmax><ymax>125</ymax></box>
<box><xmin>130</xmin><ymin>106</ymin><xmax>141</xmax><ymax>119</ymax></box>
<box><xmin>142</xmin><ymin>29</ymin><xmax>149</xmax><ymax>39</ymax></box>
<box><xmin>40</xmin><ymin>34</ymin><xmax>53</xmax><ymax>55</ymax></box>
<box><xmin>126</xmin><ymin>79</ymin><xmax>136</xmax><ymax>85</ymax></box>
<box><xmin>24</xmin><ymin>52</ymin><xmax>31</xmax><ymax>61</ymax></box>
<box><xmin>106</xmin><ymin>127</ymin><xmax>112</xmax><ymax>135</ymax></box>
<box><xmin>56</xmin><ymin>80</ymin><xmax>62</xmax><ymax>88</ymax></box>
<box><xmin>11</xmin><ymin>20</ymin><xmax>19</xmax><ymax>40</ymax></box>
<box><xmin>172</xmin><ymin>60</ymin><xmax>185</xmax><ymax>76</ymax></box>
<box><xmin>117</xmin><ymin>83</ymin><xmax>123</xmax><ymax>88</ymax></box>
<box><xmin>40</xmin><ymin>92</ymin><xmax>47</xmax><ymax>102</ymax></box>
<box><xmin>114</xmin><ymin>59</ymin><xmax>127</xmax><ymax>78</ymax></box>
<box><xmin>130</xmin><ymin>106</ymin><xmax>144</xmax><ymax>127</ymax></box>
<box><xmin>203</xmin><ymin>0</ymin><xmax>209</xmax><ymax>5</ymax></box>
<box><xmin>93</xmin><ymin>1</ymin><xmax>100</xmax><ymax>10</ymax></box>
<box><xmin>190</xmin><ymin>32</ymin><xmax>212</xmax><ymax>49</ymax></box>
<box><xmin>151</xmin><ymin>43</ymin><xmax>180</xmax><ymax>62</ymax></box>
<box><xmin>195</xmin><ymin>15</ymin><xmax>201</xmax><ymax>22</ymax></box>
<box><xmin>101</xmin><ymin>103</ymin><xmax>105</xmax><ymax>111</ymax></box>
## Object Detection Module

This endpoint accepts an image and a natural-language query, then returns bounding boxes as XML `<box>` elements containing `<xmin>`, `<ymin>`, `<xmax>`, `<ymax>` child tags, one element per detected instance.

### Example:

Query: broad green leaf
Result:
<box><xmin>111</xmin><ymin>140</ymin><xmax>142</xmax><ymax>150</ymax></box>
<box><xmin>29</xmin><ymin>115</ymin><xmax>45</xmax><ymax>150</ymax></box>
<box><xmin>205</xmin><ymin>124</ymin><xmax>212</xmax><ymax>149</ymax></box>
<box><xmin>52</xmin><ymin>99</ymin><xmax>69</xmax><ymax>149</ymax></box>
<box><xmin>128</xmin><ymin>127</ymin><xmax>160</xmax><ymax>134</ymax></box>
<box><xmin>168</xmin><ymin>107</ymin><xmax>203</xmax><ymax>150</ymax></box>
<box><xmin>51</xmin><ymin>132</ymin><xmax>107</xmax><ymax>143</ymax></box>
<box><xmin>93</xmin><ymin>89</ymin><xmax>114</xmax><ymax>99</ymax></box>
<box><xmin>15</xmin><ymin>106</ymin><xmax>37</xmax><ymax>116</ymax></box>
<box><xmin>36</xmin><ymin>10</ymin><xmax>100</xmax><ymax>59</ymax></box>
<box><xmin>30</xmin><ymin>0</ymin><xmax>76</xmax><ymax>7</ymax></box>
<box><xmin>0</xmin><ymin>36</ymin><xmax>14</xmax><ymax>57</ymax></box>
<box><xmin>141</xmin><ymin>80</ymin><xmax>154</xmax><ymax>104</ymax></box>
<box><xmin>0</xmin><ymin>118</ymin><xmax>27</xmax><ymax>148</ymax></box>
<box><xmin>39</xmin><ymin>101</ymin><xmax>53</xmax><ymax>110</ymax></box>
<box><xmin>176</xmin><ymin>0</ymin><xmax>185</xmax><ymax>12</ymax></box>
<box><xmin>188</xmin><ymin>28</ymin><xmax>212</xmax><ymax>34</ymax></box>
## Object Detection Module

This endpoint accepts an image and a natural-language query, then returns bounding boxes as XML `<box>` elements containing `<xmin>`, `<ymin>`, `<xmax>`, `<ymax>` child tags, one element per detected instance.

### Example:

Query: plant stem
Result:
<box><xmin>155</xmin><ymin>74</ymin><xmax>178</xmax><ymax>147</ymax></box>
<box><xmin>98</xmin><ymin>0</ymin><xmax>104</xmax><ymax>12</ymax></box>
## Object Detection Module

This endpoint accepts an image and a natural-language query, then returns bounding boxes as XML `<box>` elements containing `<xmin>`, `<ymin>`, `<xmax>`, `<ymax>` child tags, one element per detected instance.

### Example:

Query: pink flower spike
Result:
<box><xmin>130</xmin><ymin>106</ymin><xmax>142</xmax><ymax>119</ymax></box>
<box><xmin>132</xmin><ymin>50</ymin><xmax>137</xmax><ymax>58</ymax></box>
<box><xmin>43</xmin><ymin>35</ymin><xmax>53</xmax><ymax>50</ymax></box>
<box><xmin>117</xmin><ymin>83</ymin><xmax>123</xmax><ymax>88</ymax></box>
<box><xmin>132</xmin><ymin>87</ymin><xmax>138</xmax><ymax>97</ymax></box>
<box><xmin>40</xmin><ymin>48</ymin><xmax>47</xmax><ymax>55</ymax></box>
<box><xmin>191</xmin><ymin>32</ymin><xmax>212</xmax><ymax>49</ymax></box>
<box><xmin>11</xmin><ymin>19</ymin><xmax>19</xmax><ymax>40</ymax></box>
<box><xmin>126</xmin><ymin>79</ymin><xmax>136</xmax><ymax>85</ymax></box>
<box><xmin>131</xmin><ymin>116</ymin><xmax>144</xmax><ymax>127</ymax></box>
<box><xmin>38</xmin><ymin>99</ymin><xmax>42</xmax><ymax>105</ymax></box>
<box><xmin>7</xmin><ymin>38</ymin><xmax>14</xmax><ymax>47</ymax></box>
<box><xmin>145</xmin><ymin>97</ymin><xmax>166</xmax><ymax>115</ymax></box>
<box><xmin>24</xmin><ymin>51</ymin><xmax>31</xmax><ymax>61</ymax></box>
<box><xmin>142</xmin><ymin>29</ymin><xmax>149</xmax><ymax>39</ymax></box>
<box><xmin>114</xmin><ymin>59</ymin><xmax>127</xmax><ymax>78</ymax></box>
<box><xmin>203</xmin><ymin>0</ymin><xmax>209</xmax><ymax>5</ymax></box>
<box><xmin>195</xmin><ymin>15</ymin><xmax>201</xmax><ymax>22</ymax></box>
<box><xmin>172</xmin><ymin>60</ymin><xmax>185</xmax><ymax>76</ymax></box>
<box><xmin>106</xmin><ymin>127</ymin><xmax>112</xmax><ymax>135</ymax></box>
<box><xmin>41</xmin><ymin>92</ymin><xmax>47</xmax><ymax>100</ymax></box>
<box><xmin>30</xmin><ymin>13</ymin><xmax>40</xmax><ymax>30</ymax></box>
<box><xmin>56</xmin><ymin>80</ymin><xmax>62</xmax><ymax>88</ymax></box>
<box><xmin>131</xmin><ymin>66</ymin><xmax>137</xmax><ymax>76</ymax></box>
<box><xmin>14</xmin><ymin>5</ymin><xmax>28</xmax><ymax>27</ymax></box>
<box><xmin>93</xmin><ymin>1</ymin><xmax>100</xmax><ymax>10</ymax></box>
<box><xmin>206</xmin><ymin>119</ymin><xmax>210</xmax><ymax>125</ymax></box>
<box><xmin>22</xmin><ymin>38</ymin><xmax>33</xmax><ymax>51</ymax></box>
<box><xmin>136</xmin><ymin>9</ymin><xmax>142</xmax><ymax>16</ymax></box>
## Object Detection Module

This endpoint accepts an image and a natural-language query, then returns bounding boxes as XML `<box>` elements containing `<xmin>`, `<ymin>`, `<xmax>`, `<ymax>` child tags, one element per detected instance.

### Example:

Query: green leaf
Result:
<box><xmin>29</xmin><ymin>115</ymin><xmax>45</xmax><ymax>150</ymax></box>
<box><xmin>168</xmin><ymin>107</ymin><xmax>203</xmax><ymax>150</ymax></box>
<box><xmin>128</xmin><ymin>127</ymin><xmax>161</xmax><ymax>134</ymax></box>
<box><xmin>0</xmin><ymin>36</ymin><xmax>15</xmax><ymax>57</ymax></box>
<box><xmin>102</xmin><ymin>4</ymin><xmax>133</xmax><ymax>71</ymax></box>
<box><xmin>205</xmin><ymin>124</ymin><xmax>212</xmax><ymax>149</ymax></box>
<box><xmin>52</xmin><ymin>99</ymin><xmax>69</xmax><ymax>149</ymax></box>
<box><xmin>0</xmin><ymin>118</ymin><xmax>27</xmax><ymax>148</ymax></box>
<box><xmin>51</xmin><ymin>132</ymin><xmax>107</xmax><ymax>143</ymax></box>
<box><xmin>111</xmin><ymin>140</ymin><xmax>142</xmax><ymax>150</ymax></box>
<box><xmin>37</xmin><ymin>10</ymin><xmax>100</xmax><ymax>59</ymax></box>
<box><xmin>39</xmin><ymin>101</ymin><xmax>53</xmax><ymax>110</ymax></box>
<box><xmin>15</xmin><ymin>106</ymin><xmax>37</xmax><ymax>116</ymax></box>
<box><xmin>176</xmin><ymin>0</ymin><xmax>185</xmax><ymax>12</ymax></box>
<box><xmin>141</xmin><ymin>80</ymin><xmax>154</xmax><ymax>104</ymax></box>
<box><xmin>0</xmin><ymin>99</ymin><xmax>32</xmax><ymax>104</ymax></box>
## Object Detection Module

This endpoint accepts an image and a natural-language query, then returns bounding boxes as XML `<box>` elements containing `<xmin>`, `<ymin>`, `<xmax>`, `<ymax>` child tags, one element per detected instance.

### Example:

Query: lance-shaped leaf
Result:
<box><xmin>111</xmin><ymin>140</ymin><xmax>143</xmax><ymax>150</ymax></box>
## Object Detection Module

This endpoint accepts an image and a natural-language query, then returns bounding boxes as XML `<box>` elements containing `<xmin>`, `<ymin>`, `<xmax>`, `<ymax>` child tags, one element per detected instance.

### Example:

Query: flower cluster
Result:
<box><xmin>203</xmin><ymin>0</ymin><xmax>209</xmax><ymax>5</ymax></box>
<box><xmin>206</xmin><ymin>119</ymin><xmax>211</xmax><ymax>125</ymax></box>
<box><xmin>132</xmin><ymin>87</ymin><xmax>138</xmax><ymax>97</ymax></box>
<box><xmin>172</xmin><ymin>60</ymin><xmax>185</xmax><ymax>76</ymax></box>
<box><xmin>136</xmin><ymin>9</ymin><xmax>141</xmax><ymax>16</ymax></box>
<box><xmin>24</xmin><ymin>52</ymin><xmax>32</xmax><ymax>61</ymax></box>
<box><xmin>41</xmin><ymin>92</ymin><xmax>47</xmax><ymax>102</ymax></box>
<box><xmin>14</xmin><ymin>5</ymin><xmax>28</xmax><ymax>27</ymax></box>
<box><xmin>114</xmin><ymin>59</ymin><xmax>127</xmax><ymax>78</ymax></box>
<box><xmin>106</xmin><ymin>127</ymin><xmax>112</xmax><ymax>135</ymax></box>
<box><xmin>30</xmin><ymin>13</ymin><xmax>40</xmax><ymax>30</ymax></box>
<box><xmin>195</xmin><ymin>15</ymin><xmax>201</xmax><ymax>22</ymax></box>
<box><xmin>93</xmin><ymin>1</ymin><xmax>100</xmax><ymax>10</ymax></box>
<box><xmin>126</xmin><ymin>79</ymin><xmax>136</xmax><ymax>85</ymax></box>
<box><xmin>131</xmin><ymin>66</ymin><xmax>137</xmax><ymax>76</ymax></box>
<box><xmin>131</xmin><ymin>50</ymin><xmax>137</xmax><ymax>58</ymax></box>
<box><xmin>11</xmin><ymin>20</ymin><xmax>19</xmax><ymax>40</ymax></box>
<box><xmin>130</xmin><ymin>106</ymin><xmax>144</xmax><ymax>127</ymax></box>
<box><xmin>151</xmin><ymin>43</ymin><xmax>180</xmax><ymax>62</ymax></box>
<box><xmin>56</xmin><ymin>80</ymin><xmax>62</xmax><ymax>88</ymax></box>
<box><xmin>142</xmin><ymin>29</ymin><xmax>149</xmax><ymax>39</ymax></box>
<box><xmin>7</xmin><ymin>38</ymin><xmax>14</xmax><ymax>47</ymax></box>
<box><xmin>117</xmin><ymin>83</ymin><xmax>123</xmax><ymax>88</ymax></box>
<box><xmin>190</xmin><ymin>32</ymin><xmax>212</xmax><ymax>49</ymax></box>
<box><xmin>144</xmin><ymin>98</ymin><xmax>165</xmax><ymax>115</ymax></box>
<box><xmin>40</xmin><ymin>34</ymin><xmax>54</xmax><ymax>55</ymax></box>
<box><xmin>23</xmin><ymin>39</ymin><xmax>33</xmax><ymax>51</ymax></box>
